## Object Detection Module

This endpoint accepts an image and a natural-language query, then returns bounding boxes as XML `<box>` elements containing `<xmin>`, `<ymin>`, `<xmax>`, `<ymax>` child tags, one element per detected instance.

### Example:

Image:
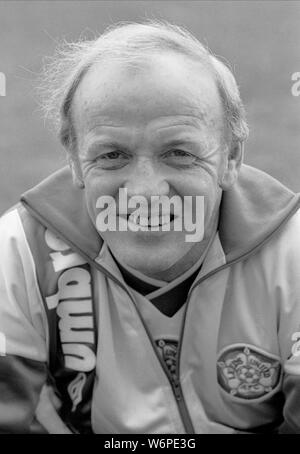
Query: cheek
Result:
<box><xmin>202</xmin><ymin>178</ymin><xmax>222</xmax><ymax>222</ymax></box>
<box><xmin>84</xmin><ymin>172</ymin><xmax>120</xmax><ymax>220</ymax></box>
<box><xmin>175</xmin><ymin>172</ymin><xmax>221</xmax><ymax>227</ymax></box>
<box><xmin>174</xmin><ymin>169</ymin><xmax>220</xmax><ymax>203</ymax></box>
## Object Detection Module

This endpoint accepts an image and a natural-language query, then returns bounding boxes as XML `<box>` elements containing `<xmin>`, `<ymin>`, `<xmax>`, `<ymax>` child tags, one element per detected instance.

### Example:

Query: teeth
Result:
<box><xmin>128</xmin><ymin>213</ymin><xmax>172</xmax><ymax>227</ymax></box>
<box><xmin>139</xmin><ymin>216</ymin><xmax>149</xmax><ymax>227</ymax></box>
<box><xmin>128</xmin><ymin>212</ymin><xmax>140</xmax><ymax>225</ymax></box>
<box><xmin>150</xmin><ymin>215</ymin><xmax>160</xmax><ymax>227</ymax></box>
<box><xmin>150</xmin><ymin>215</ymin><xmax>171</xmax><ymax>227</ymax></box>
<box><xmin>161</xmin><ymin>215</ymin><xmax>171</xmax><ymax>226</ymax></box>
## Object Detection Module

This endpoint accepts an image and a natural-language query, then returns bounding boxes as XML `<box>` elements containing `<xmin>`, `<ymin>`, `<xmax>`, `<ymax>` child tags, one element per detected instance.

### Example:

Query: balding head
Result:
<box><xmin>39</xmin><ymin>21</ymin><xmax>249</xmax><ymax>155</ymax></box>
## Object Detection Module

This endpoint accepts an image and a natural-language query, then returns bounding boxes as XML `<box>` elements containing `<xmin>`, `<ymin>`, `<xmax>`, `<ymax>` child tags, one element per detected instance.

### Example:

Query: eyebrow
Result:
<box><xmin>161</xmin><ymin>138</ymin><xmax>199</xmax><ymax>148</ymax></box>
<box><xmin>83</xmin><ymin>140</ymin><xmax>129</xmax><ymax>155</ymax></box>
<box><xmin>160</xmin><ymin>137</ymin><xmax>209</xmax><ymax>153</ymax></box>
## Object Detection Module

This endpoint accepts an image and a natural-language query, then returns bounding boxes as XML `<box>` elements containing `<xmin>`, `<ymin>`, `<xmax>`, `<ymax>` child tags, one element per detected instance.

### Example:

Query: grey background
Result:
<box><xmin>0</xmin><ymin>0</ymin><xmax>299</xmax><ymax>215</ymax></box>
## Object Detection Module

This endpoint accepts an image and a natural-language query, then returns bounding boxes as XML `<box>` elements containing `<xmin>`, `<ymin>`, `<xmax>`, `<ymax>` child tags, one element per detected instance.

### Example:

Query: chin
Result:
<box><xmin>113</xmin><ymin>241</ymin><xmax>186</xmax><ymax>274</ymax></box>
<box><xmin>129</xmin><ymin>254</ymin><xmax>174</xmax><ymax>274</ymax></box>
<box><xmin>102</xmin><ymin>230</ymin><xmax>193</xmax><ymax>274</ymax></box>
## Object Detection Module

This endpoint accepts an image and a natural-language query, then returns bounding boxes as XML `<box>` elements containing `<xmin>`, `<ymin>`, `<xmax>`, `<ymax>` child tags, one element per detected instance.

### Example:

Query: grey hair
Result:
<box><xmin>38</xmin><ymin>20</ymin><xmax>249</xmax><ymax>153</ymax></box>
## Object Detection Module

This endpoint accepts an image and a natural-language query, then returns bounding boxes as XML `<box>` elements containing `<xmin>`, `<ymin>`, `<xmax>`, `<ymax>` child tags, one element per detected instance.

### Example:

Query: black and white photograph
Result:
<box><xmin>0</xmin><ymin>0</ymin><xmax>300</xmax><ymax>436</ymax></box>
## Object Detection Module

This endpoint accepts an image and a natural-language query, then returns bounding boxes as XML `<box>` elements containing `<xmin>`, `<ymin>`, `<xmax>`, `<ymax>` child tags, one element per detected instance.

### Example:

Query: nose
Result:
<box><xmin>124</xmin><ymin>157</ymin><xmax>169</xmax><ymax>199</ymax></box>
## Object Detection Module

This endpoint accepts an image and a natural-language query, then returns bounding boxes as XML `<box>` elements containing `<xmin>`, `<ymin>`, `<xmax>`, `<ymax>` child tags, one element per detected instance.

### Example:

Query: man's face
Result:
<box><xmin>71</xmin><ymin>52</ymin><xmax>236</xmax><ymax>277</ymax></box>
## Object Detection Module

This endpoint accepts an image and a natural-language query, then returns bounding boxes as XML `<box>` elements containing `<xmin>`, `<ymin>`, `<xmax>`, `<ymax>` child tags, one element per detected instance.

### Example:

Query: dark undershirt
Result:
<box><xmin>116</xmin><ymin>261</ymin><xmax>200</xmax><ymax>317</ymax></box>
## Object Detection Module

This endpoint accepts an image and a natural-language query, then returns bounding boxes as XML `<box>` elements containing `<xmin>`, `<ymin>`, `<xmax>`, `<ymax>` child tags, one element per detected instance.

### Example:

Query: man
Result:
<box><xmin>0</xmin><ymin>21</ymin><xmax>299</xmax><ymax>434</ymax></box>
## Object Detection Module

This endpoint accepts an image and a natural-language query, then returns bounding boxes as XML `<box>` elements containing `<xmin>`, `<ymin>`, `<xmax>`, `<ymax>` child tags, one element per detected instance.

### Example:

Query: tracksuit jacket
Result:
<box><xmin>0</xmin><ymin>164</ymin><xmax>300</xmax><ymax>434</ymax></box>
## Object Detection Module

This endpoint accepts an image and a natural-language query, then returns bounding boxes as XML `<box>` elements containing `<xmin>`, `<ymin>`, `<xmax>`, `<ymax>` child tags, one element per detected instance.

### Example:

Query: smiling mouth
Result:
<box><xmin>126</xmin><ymin>213</ymin><xmax>175</xmax><ymax>227</ymax></box>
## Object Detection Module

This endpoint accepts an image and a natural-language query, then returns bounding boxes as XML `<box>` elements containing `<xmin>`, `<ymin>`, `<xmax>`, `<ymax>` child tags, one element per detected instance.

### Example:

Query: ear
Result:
<box><xmin>219</xmin><ymin>141</ymin><xmax>244</xmax><ymax>190</ymax></box>
<box><xmin>68</xmin><ymin>152</ymin><xmax>85</xmax><ymax>189</ymax></box>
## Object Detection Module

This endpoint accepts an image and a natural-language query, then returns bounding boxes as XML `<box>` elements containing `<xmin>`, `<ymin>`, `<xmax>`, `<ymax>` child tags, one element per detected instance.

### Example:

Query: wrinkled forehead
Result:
<box><xmin>71</xmin><ymin>51</ymin><xmax>225</xmax><ymax>136</ymax></box>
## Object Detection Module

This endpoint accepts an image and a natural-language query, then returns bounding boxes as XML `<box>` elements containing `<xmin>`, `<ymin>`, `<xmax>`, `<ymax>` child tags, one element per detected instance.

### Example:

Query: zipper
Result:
<box><xmin>127</xmin><ymin>295</ymin><xmax>196</xmax><ymax>434</ymax></box>
<box><xmin>172</xmin><ymin>377</ymin><xmax>182</xmax><ymax>400</ymax></box>
<box><xmin>170</xmin><ymin>376</ymin><xmax>195</xmax><ymax>434</ymax></box>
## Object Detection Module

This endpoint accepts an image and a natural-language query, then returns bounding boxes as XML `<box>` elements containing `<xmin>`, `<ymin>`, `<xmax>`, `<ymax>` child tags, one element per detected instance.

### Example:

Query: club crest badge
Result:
<box><xmin>217</xmin><ymin>345</ymin><xmax>281</xmax><ymax>399</ymax></box>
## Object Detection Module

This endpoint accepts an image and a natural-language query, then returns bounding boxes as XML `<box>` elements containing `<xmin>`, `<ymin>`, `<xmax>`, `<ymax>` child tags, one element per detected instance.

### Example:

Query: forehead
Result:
<box><xmin>72</xmin><ymin>52</ymin><xmax>224</xmax><ymax>137</ymax></box>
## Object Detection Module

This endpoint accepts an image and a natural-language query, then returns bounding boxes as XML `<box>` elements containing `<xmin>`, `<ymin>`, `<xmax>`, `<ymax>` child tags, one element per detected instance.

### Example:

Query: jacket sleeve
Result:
<box><xmin>279</xmin><ymin>332</ymin><xmax>300</xmax><ymax>433</ymax></box>
<box><xmin>0</xmin><ymin>209</ymin><xmax>49</xmax><ymax>433</ymax></box>
<box><xmin>276</xmin><ymin>209</ymin><xmax>300</xmax><ymax>433</ymax></box>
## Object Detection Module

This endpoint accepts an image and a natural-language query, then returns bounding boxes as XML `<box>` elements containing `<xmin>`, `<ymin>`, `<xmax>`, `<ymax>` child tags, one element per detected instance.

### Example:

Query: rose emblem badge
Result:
<box><xmin>217</xmin><ymin>345</ymin><xmax>281</xmax><ymax>399</ymax></box>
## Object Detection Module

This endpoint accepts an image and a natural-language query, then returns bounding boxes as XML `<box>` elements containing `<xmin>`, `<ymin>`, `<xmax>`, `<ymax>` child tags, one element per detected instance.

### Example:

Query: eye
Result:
<box><xmin>95</xmin><ymin>150</ymin><xmax>130</xmax><ymax>169</ymax></box>
<box><xmin>168</xmin><ymin>149</ymin><xmax>190</xmax><ymax>157</ymax></box>
<box><xmin>99</xmin><ymin>151</ymin><xmax>124</xmax><ymax>160</ymax></box>
<box><xmin>162</xmin><ymin>149</ymin><xmax>197</xmax><ymax>166</ymax></box>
